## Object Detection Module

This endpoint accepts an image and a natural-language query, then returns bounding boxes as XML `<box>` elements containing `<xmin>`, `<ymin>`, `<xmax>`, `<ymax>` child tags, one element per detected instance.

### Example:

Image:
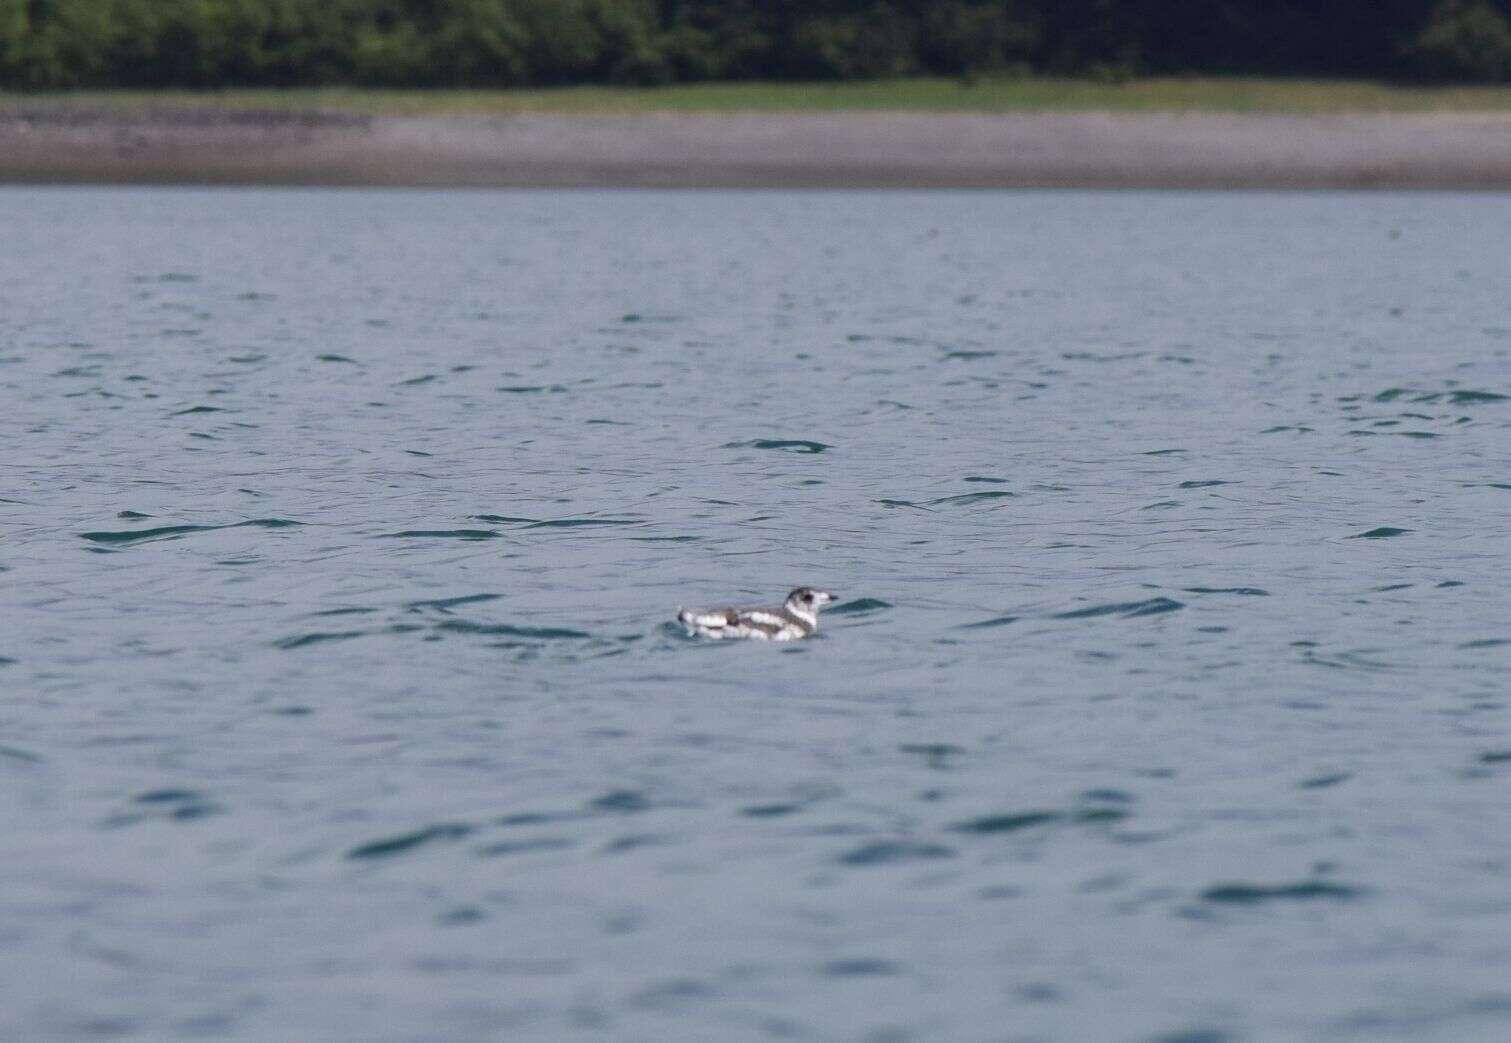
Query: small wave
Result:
<box><xmin>601</xmin><ymin>834</ymin><xmax>672</xmax><ymax>855</ymax></box>
<box><xmin>590</xmin><ymin>790</ymin><xmax>653</xmax><ymax>813</ymax></box>
<box><xmin>952</xmin><ymin>811</ymin><xmax>1062</xmax><ymax>833</ymax></box>
<box><xmin>347</xmin><ymin>823</ymin><xmax>473</xmax><ymax>860</ymax></box>
<box><xmin>927</xmin><ymin>491</ymin><xmax>1015</xmax><ymax>507</ymax></box>
<box><xmin>406</xmin><ymin>593</ymin><xmax>502</xmax><ymax>613</ymax></box>
<box><xmin>1200</xmin><ymin>881</ymin><xmax>1362</xmax><ymax>904</ymax></box>
<box><xmin>1054</xmin><ymin>597</ymin><xmax>1184</xmax><ymax>620</ymax></box>
<box><xmin>740</xmin><ymin>803</ymin><xmax>804</xmax><ymax>818</ymax></box>
<box><xmin>1299</xmin><ymin>649</ymin><xmax>1398</xmax><ymax>672</ymax></box>
<box><xmin>80</xmin><ymin>518</ymin><xmax>301</xmax><ymax>545</ymax></box>
<box><xmin>382</xmin><ymin>529</ymin><xmax>501</xmax><ymax>540</ymax></box>
<box><xmin>1182</xmin><ymin>587</ymin><xmax>1269</xmax><ymax>596</ymax></box>
<box><xmin>474</xmin><ymin>837</ymin><xmax>575</xmax><ymax>858</ymax></box>
<box><xmin>1348</xmin><ymin>527</ymin><xmax>1411</xmax><ymax>539</ymax></box>
<box><xmin>724</xmin><ymin>439</ymin><xmax>831</xmax><ymax>454</ymax></box>
<box><xmin>136</xmin><ymin>788</ymin><xmax>201</xmax><ymax>804</ymax></box>
<box><xmin>524</xmin><ymin>518</ymin><xmax>640</xmax><ymax>529</ymax></box>
<box><xmin>81</xmin><ymin>524</ymin><xmax>215</xmax><ymax>544</ymax></box>
<box><xmin>1300</xmin><ymin>773</ymin><xmax>1351</xmax><ymax>789</ymax></box>
<box><xmin>274</xmin><ymin>631</ymin><xmax>366</xmax><ymax>650</ymax></box>
<box><xmin>106</xmin><ymin>788</ymin><xmax>221</xmax><ymax>826</ymax></box>
<box><xmin>899</xmin><ymin>743</ymin><xmax>964</xmax><ymax>768</ymax></box>
<box><xmin>1374</xmin><ymin>387</ymin><xmax>1506</xmax><ymax>405</ymax></box>
<box><xmin>1146</xmin><ymin>1028</ymin><xmax>1233</xmax><ymax>1043</ymax></box>
<box><xmin>953</xmin><ymin>803</ymin><xmax>1129</xmax><ymax>834</ymax></box>
<box><xmin>467</xmin><ymin>515</ymin><xmax>638</xmax><ymax>531</ymax></box>
<box><xmin>837</xmin><ymin>840</ymin><xmax>956</xmax><ymax>866</ymax></box>
<box><xmin>828</xmin><ymin>597</ymin><xmax>891</xmax><ymax>616</ymax></box>
<box><xmin>959</xmin><ymin>614</ymin><xmax>1018</xmax><ymax>630</ymax></box>
<box><xmin>823</xmin><ymin>958</ymin><xmax>900</xmax><ymax>977</ymax></box>
<box><xmin>496</xmin><ymin>810</ymin><xmax>584</xmax><ymax>827</ymax></box>
<box><xmin>434</xmin><ymin>620</ymin><xmax>592</xmax><ymax>640</ymax></box>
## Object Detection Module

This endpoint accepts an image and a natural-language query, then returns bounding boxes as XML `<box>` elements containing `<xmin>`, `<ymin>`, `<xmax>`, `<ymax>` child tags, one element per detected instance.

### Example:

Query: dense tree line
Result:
<box><xmin>2</xmin><ymin>0</ymin><xmax>1510</xmax><ymax>89</ymax></box>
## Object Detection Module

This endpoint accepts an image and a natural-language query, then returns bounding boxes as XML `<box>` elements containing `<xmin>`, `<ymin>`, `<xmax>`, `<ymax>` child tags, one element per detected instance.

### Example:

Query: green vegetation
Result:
<box><xmin>4</xmin><ymin>1</ymin><xmax>1511</xmax><ymax>91</ymax></box>
<box><xmin>12</xmin><ymin>77</ymin><xmax>1511</xmax><ymax>115</ymax></box>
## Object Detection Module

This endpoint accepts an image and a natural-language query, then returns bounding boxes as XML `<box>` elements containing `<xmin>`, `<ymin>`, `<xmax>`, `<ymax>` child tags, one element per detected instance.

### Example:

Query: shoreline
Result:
<box><xmin>5</xmin><ymin>108</ymin><xmax>1511</xmax><ymax>189</ymax></box>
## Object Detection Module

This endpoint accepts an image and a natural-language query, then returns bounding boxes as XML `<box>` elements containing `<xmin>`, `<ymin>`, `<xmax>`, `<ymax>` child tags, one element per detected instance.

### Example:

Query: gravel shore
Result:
<box><xmin>4</xmin><ymin>107</ymin><xmax>1511</xmax><ymax>188</ymax></box>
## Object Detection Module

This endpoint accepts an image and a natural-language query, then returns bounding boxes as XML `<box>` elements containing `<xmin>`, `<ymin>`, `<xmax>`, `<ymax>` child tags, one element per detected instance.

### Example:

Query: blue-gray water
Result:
<box><xmin>3</xmin><ymin>188</ymin><xmax>1510</xmax><ymax>1043</ymax></box>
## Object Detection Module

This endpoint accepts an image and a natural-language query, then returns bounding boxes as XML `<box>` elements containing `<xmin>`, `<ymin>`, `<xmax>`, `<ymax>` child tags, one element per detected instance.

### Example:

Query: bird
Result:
<box><xmin>677</xmin><ymin>587</ymin><xmax>838</xmax><ymax>641</ymax></box>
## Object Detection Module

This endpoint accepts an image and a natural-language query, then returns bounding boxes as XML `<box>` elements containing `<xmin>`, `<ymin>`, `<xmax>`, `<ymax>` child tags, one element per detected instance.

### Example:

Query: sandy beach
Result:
<box><xmin>4</xmin><ymin>107</ymin><xmax>1511</xmax><ymax>188</ymax></box>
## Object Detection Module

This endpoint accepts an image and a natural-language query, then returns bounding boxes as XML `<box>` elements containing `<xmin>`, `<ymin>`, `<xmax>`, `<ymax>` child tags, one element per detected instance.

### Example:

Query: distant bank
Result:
<box><xmin>5</xmin><ymin>80</ymin><xmax>1511</xmax><ymax>189</ymax></box>
<box><xmin>6</xmin><ymin>109</ymin><xmax>1511</xmax><ymax>189</ymax></box>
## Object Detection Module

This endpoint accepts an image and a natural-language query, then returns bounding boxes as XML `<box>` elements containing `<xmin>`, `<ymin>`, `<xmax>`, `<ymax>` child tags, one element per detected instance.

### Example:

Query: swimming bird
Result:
<box><xmin>677</xmin><ymin>587</ymin><xmax>838</xmax><ymax>641</ymax></box>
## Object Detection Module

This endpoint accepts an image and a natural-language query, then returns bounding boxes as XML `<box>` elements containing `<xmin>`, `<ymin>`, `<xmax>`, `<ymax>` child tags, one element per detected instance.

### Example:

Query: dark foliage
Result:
<box><xmin>2</xmin><ymin>0</ymin><xmax>1510</xmax><ymax>88</ymax></box>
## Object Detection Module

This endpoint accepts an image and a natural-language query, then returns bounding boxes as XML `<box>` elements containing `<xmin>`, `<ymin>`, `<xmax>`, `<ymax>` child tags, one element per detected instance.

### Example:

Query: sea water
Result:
<box><xmin>2</xmin><ymin>188</ymin><xmax>1509</xmax><ymax>1042</ymax></box>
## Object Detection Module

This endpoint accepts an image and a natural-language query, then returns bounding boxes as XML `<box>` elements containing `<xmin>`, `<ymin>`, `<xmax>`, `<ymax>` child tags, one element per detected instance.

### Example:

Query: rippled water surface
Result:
<box><xmin>4</xmin><ymin>188</ymin><xmax>1511</xmax><ymax>1043</ymax></box>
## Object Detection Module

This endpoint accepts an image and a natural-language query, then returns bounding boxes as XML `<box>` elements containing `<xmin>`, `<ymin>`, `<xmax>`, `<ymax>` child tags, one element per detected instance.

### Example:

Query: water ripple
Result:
<box><xmin>1053</xmin><ymin>598</ymin><xmax>1185</xmax><ymax>620</ymax></box>
<box><xmin>79</xmin><ymin>518</ymin><xmax>302</xmax><ymax>545</ymax></box>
